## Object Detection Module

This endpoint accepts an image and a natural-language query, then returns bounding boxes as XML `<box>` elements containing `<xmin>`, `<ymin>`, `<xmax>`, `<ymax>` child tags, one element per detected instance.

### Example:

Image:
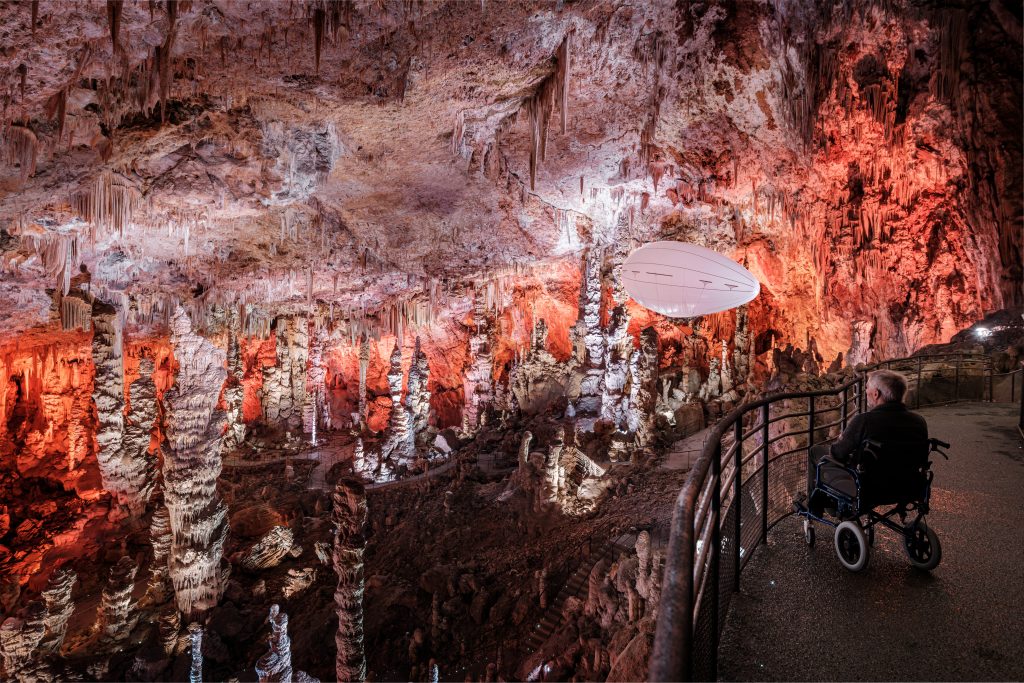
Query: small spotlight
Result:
<box><xmin>975</xmin><ymin>327</ymin><xmax>992</xmax><ymax>339</ymax></box>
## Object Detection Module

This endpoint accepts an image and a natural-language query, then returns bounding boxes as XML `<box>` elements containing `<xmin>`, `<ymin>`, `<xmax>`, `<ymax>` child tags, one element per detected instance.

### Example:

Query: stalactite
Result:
<box><xmin>163</xmin><ymin>307</ymin><xmax>229</xmax><ymax>620</ymax></box>
<box><xmin>61</xmin><ymin>295</ymin><xmax>92</xmax><ymax>331</ymax></box>
<box><xmin>95</xmin><ymin>556</ymin><xmax>139</xmax><ymax>647</ymax></box>
<box><xmin>525</xmin><ymin>30</ymin><xmax>573</xmax><ymax>190</ymax></box>
<box><xmin>70</xmin><ymin>171</ymin><xmax>143</xmax><ymax>240</ymax></box>
<box><xmin>1</xmin><ymin>124</ymin><xmax>38</xmax><ymax>180</ymax></box>
<box><xmin>40</xmin><ymin>568</ymin><xmax>77</xmax><ymax>653</ymax></box>
<box><xmin>333</xmin><ymin>478</ymin><xmax>368</xmax><ymax>683</ymax></box>
<box><xmin>107</xmin><ymin>0</ymin><xmax>123</xmax><ymax>52</ymax></box>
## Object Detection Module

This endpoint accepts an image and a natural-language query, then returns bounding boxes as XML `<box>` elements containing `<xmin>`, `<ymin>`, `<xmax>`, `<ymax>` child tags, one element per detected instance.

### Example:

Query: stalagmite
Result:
<box><xmin>147</xmin><ymin>498</ymin><xmax>173</xmax><ymax>603</ymax></box>
<box><xmin>304</xmin><ymin>333</ymin><xmax>328</xmax><ymax>442</ymax></box>
<box><xmin>462</xmin><ymin>296</ymin><xmax>494</xmax><ymax>433</ymax></box>
<box><xmin>0</xmin><ymin>602</ymin><xmax>46</xmax><ymax>679</ymax></box>
<box><xmin>733</xmin><ymin>306</ymin><xmax>751</xmax><ymax>385</ymax></box>
<box><xmin>255</xmin><ymin>604</ymin><xmax>320</xmax><ymax>682</ymax></box>
<box><xmin>40</xmin><ymin>568</ymin><xmax>77</xmax><ymax>653</ymax></box>
<box><xmin>540</xmin><ymin>428</ymin><xmax>565</xmax><ymax>509</ymax></box>
<box><xmin>223</xmin><ymin>315</ymin><xmax>247</xmax><ymax>450</ymax></box>
<box><xmin>262</xmin><ymin>316</ymin><xmax>309</xmax><ymax>429</ymax></box>
<box><xmin>163</xmin><ymin>307</ymin><xmax>229</xmax><ymax>619</ymax></box>
<box><xmin>159</xmin><ymin>609</ymin><xmax>180</xmax><ymax>657</ymax></box>
<box><xmin>573</xmin><ymin>249</ymin><xmax>605</xmax><ymax>414</ymax></box>
<box><xmin>699</xmin><ymin>358</ymin><xmax>722</xmax><ymax>402</ymax></box>
<box><xmin>122</xmin><ymin>357</ymin><xmax>157</xmax><ymax>516</ymax></box>
<box><xmin>95</xmin><ymin>556</ymin><xmax>139</xmax><ymax>647</ymax></box>
<box><xmin>381</xmin><ymin>341</ymin><xmax>414</xmax><ymax>463</ymax></box>
<box><xmin>627</xmin><ymin>327</ymin><xmax>659</xmax><ymax>449</ymax></box>
<box><xmin>357</xmin><ymin>335</ymin><xmax>370</xmax><ymax>430</ymax></box>
<box><xmin>93</xmin><ymin>298</ymin><xmax>151</xmax><ymax>515</ymax></box>
<box><xmin>406</xmin><ymin>336</ymin><xmax>431</xmax><ymax>438</ymax></box>
<box><xmin>599</xmin><ymin>306</ymin><xmax>630</xmax><ymax>428</ymax></box>
<box><xmin>333</xmin><ymin>478</ymin><xmax>368</xmax><ymax>683</ymax></box>
<box><xmin>188</xmin><ymin>623</ymin><xmax>203</xmax><ymax>683</ymax></box>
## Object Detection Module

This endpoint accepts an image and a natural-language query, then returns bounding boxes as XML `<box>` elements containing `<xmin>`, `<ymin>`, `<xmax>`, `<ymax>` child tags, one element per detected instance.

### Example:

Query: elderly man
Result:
<box><xmin>802</xmin><ymin>369</ymin><xmax>928</xmax><ymax>515</ymax></box>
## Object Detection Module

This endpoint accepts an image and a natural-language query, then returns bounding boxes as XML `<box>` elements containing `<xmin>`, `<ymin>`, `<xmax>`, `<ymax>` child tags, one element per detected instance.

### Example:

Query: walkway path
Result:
<box><xmin>718</xmin><ymin>403</ymin><xmax>1024</xmax><ymax>681</ymax></box>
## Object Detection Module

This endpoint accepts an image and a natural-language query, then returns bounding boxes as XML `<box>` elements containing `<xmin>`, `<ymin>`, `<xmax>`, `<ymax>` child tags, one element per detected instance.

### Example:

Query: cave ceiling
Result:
<box><xmin>0</xmin><ymin>0</ymin><xmax>1021</xmax><ymax>359</ymax></box>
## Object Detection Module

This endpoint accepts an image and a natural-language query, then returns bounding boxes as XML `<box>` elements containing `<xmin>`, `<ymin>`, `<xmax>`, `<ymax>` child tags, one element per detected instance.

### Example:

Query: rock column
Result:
<box><xmin>333</xmin><ymin>478</ymin><xmax>368</xmax><ymax>683</ymax></box>
<box><xmin>163</xmin><ymin>307</ymin><xmax>229</xmax><ymax>619</ymax></box>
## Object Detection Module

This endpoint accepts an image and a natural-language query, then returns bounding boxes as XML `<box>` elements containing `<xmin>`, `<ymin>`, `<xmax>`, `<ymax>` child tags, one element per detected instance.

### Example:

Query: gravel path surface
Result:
<box><xmin>718</xmin><ymin>402</ymin><xmax>1024</xmax><ymax>682</ymax></box>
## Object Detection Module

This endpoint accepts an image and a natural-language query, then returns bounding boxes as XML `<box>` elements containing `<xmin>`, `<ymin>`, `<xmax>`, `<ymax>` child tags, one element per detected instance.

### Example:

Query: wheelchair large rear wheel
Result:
<box><xmin>904</xmin><ymin>518</ymin><xmax>942</xmax><ymax>571</ymax></box>
<box><xmin>834</xmin><ymin>521</ymin><xmax>870</xmax><ymax>572</ymax></box>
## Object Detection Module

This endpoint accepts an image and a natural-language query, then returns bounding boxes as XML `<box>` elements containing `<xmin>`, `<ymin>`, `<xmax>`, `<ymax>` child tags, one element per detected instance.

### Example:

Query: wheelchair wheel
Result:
<box><xmin>834</xmin><ymin>521</ymin><xmax>870</xmax><ymax>572</ymax></box>
<box><xmin>804</xmin><ymin>519</ymin><xmax>815</xmax><ymax>548</ymax></box>
<box><xmin>904</xmin><ymin>518</ymin><xmax>942</xmax><ymax>571</ymax></box>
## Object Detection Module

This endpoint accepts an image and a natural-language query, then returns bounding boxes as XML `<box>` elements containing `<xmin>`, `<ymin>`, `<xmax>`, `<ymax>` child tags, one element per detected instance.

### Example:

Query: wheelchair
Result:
<box><xmin>794</xmin><ymin>437</ymin><xmax>950</xmax><ymax>572</ymax></box>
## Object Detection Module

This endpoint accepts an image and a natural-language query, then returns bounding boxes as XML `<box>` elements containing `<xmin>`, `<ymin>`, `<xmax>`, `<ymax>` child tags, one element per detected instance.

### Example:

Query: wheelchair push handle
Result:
<box><xmin>929</xmin><ymin>438</ymin><xmax>950</xmax><ymax>459</ymax></box>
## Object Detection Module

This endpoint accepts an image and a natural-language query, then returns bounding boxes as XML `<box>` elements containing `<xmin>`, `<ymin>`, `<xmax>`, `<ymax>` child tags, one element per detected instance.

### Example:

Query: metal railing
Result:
<box><xmin>649</xmin><ymin>352</ymin><xmax>1024</xmax><ymax>682</ymax></box>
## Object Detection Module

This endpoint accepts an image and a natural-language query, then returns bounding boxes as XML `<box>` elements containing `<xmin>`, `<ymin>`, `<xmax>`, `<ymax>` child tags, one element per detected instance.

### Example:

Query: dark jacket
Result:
<box><xmin>829</xmin><ymin>401</ymin><xmax>929</xmax><ymax>463</ymax></box>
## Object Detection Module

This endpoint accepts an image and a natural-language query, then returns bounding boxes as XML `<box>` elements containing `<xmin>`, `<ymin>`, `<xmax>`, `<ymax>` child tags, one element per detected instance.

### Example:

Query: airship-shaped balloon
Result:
<box><xmin>621</xmin><ymin>241</ymin><xmax>760</xmax><ymax>318</ymax></box>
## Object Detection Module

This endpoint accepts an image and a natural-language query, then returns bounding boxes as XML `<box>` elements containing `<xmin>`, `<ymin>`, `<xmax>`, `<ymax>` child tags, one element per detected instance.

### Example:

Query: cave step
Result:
<box><xmin>526</xmin><ymin>533</ymin><xmax>636</xmax><ymax>651</ymax></box>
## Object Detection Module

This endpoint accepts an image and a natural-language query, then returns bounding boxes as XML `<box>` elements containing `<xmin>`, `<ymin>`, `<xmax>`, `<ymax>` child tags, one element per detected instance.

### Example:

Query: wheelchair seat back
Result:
<box><xmin>857</xmin><ymin>438</ymin><xmax>930</xmax><ymax>508</ymax></box>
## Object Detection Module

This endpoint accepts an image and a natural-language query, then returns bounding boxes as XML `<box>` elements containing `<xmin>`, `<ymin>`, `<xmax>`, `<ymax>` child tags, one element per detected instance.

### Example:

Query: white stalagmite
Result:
<box><xmin>163</xmin><ymin>307</ymin><xmax>229</xmax><ymax>619</ymax></box>
<box><xmin>357</xmin><ymin>335</ymin><xmax>370</xmax><ymax>430</ymax></box>
<box><xmin>255</xmin><ymin>604</ymin><xmax>319</xmax><ymax>682</ymax></box>
<box><xmin>262</xmin><ymin>316</ymin><xmax>309</xmax><ymax>428</ymax></box>
<box><xmin>733</xmin><ymin>305</ymin><xmax>751</xmax><ymax>385</ymax></box>
<box><xmin>223</xmin><ymin>312</ymin><xmax>247</xmax><ymax>450</ymax></box>
<box><xmin>92</xmin><ymin>299</ymin><xmax>151</xmax><ymax>515</ymax></box>
<box><xmin>122</xmin><ymin>356</ymin><xmax>158</xmax><ymax>514</ymax></box>
<box><xmin>304</xmin><ymin>331</ymin><xmax>328</xmax><ymax>441</ymax></box>
<box><xmin>188</xmin><ymin>623</ymin><xmax>203</xmax><ymax>683</ymax></box>
<box><xmin>406</xmin><ymin>336</ymin><xmax>431</xmax><ymax>438</ymax></box>
<box><xmin>574</xmin><ymin>249</ymin><xmax>605</xmax><ymax>415</ymax></box>
<box><xmin>147</xmin><ymin>497</ymin><xmax>173</xmax><ymax>602</ymax></box>
<box><xmin>541</xmin><ymin>428</ymin><xmax>565</xmax><ymax>509</ymax></box>
<box><xmin>627</xmin><ymin>327</ymin><xmax>659</xmax><ymax>449</ymax></box>
<box><xmin>95</xmin><ymin>556</ymin><xmax>139</xmax><ymax>646</ymax></box>
<box><xmin>39</xmin><ymin>568</ymin><xmax>77</xmax><ymax>653</ymax></box>
<box><xmin>333</xmin><ymin>478</ymin><xmax>368</xmax><ymax>683</ymax></box>
<box><xmin>381</xmin><ymin>341</ymin><xmax>414</xmax><ymax>463</ymax></box>
<box><xmin>462</xmin><ymin>295</ymin><xmax>493</xmax><ymax>433</ymax></box>
<box><xmin>599</xmin><ymin>306</ymin><xmax>630</xmax><ymax>428</ymax></box>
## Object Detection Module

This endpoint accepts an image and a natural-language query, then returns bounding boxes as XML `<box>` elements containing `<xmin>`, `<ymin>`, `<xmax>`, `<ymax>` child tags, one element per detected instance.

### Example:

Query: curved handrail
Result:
<box><xmin>649</xmin><ymin>351</ymin><xmax>1014</xmax><ymax>682</ymax></box>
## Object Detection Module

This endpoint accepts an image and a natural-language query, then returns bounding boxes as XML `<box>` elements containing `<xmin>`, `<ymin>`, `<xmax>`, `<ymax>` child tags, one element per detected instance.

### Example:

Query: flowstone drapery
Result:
<box><xmin>162</xmin><ymin>307</ymin><xmax>229</xmax><ymax>619</ymax></box>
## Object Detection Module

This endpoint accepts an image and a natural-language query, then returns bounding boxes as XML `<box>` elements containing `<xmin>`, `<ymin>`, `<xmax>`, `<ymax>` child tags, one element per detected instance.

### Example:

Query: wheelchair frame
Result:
<box><xmin>796</xmin><ymin>437</ymin><xmax>949</xmax><ymax>537</ymax></box>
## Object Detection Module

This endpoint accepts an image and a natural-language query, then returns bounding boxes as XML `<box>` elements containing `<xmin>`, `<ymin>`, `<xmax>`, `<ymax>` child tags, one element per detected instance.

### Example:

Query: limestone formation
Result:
<box><xmin>39</xmin><ymin>568</ymin><xmax>76</xmax><ymax>653</ymax></box>
<box><xmin>255</xmin><ymin>604</ymin><xmax>320</xmax><ymax>683</ymax></box>
<box><xmin>223</xmin><ymin>315</ymin><xmax>247</xmax><ymax>450</ymax></box>
<box><xmin>333</xmin><ymin>478</ymin><xmax>368</xmax><ymax>683</ymax></box>
<box><xmin>380</xmin><ymin>341</ymin><xmax>414</xmax><ymax>463</ymax></box>
<box><xmin>0</xmin><ymin>602</ymin><xmax>46</xmax><ymax>678</ymax></box>
<box><xmin>95</xmin><ymin>556</ymin><xmax>139</xmax><ymax>647</ymax></box>
<box><xmin>357</xmin><ymin>335</ymin><xmax>370</xmax><ymax>430</ymax></box>
<box><xmin>188</xmin><ymin>623</ymin><xmax>203</xmax><ymax>683</ymax></box>
<box><xmin>159</xmin><ymin>609</ymin><xmax>181</xmax><ymax>657</ymax></box>
<box><xmin>123</xmin><ymin>356</ymin><xmax>158</xmax><ymax>513</ymax></box>
<box><xmin>162</xmin><ymin>307</ymin><xmax>229</xmax><ymax>619</ymax></box>
<box><xmin>147</xmin><ymin>491</ymin><xmax>173</xmax><ymax>603</ymax></box>
<box><xmin>407</xmin><ymin>336</ymin><xmax>431</xmax><ymax>438</ymax></box>
<box><xmin>600</xmin><ymin>306</ymin><xmax>630</xmax><ymax>428</ymax></box>
<box><xmin>462</xmin><ymin>298</ymin><xmax>494</xmax><ymax>433</ymax></box>
<box><xmin>262</xmin><ymin>316</ymin><xmax>309</xmax><ymax>428</ymax></box>
<box><xmin>304</xmin><ymin>333</ymin><xmax>328</xmax><ymax>442</ymax></box>
<box><xmin>628</xmin><ymin>327</ymin><xmax>659</xmax><ymax>449</ymax></box>
<box><xmin>733</xmin><ymin>306</ymin><xmax>752</xmax><ymax>385</ymax></box>
<box><xmin>241</xmin><ymin>526</ymin><xmax>297</xmax><ymax>571</ymax></box>
<box><xmin>573</xmin><ymin>249</ymin><xmax>606</xmax><ymax>415</ymax></box>
<box><xmin>92</xmin><ymin>299</ymin><xmax>153</xmax><ymax>515</ymax></box>
<box><xmin>509</xmin><ymin>319</ymin><xmax>579</xmax><ymax>414</ymax></box>
<box><xmin>282</xmin><ymin>568</ymin><xmax>317</xmax><ymax>599</ymax></box>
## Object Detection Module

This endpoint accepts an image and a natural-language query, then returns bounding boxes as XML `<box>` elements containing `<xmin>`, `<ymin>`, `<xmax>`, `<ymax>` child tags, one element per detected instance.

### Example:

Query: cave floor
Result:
<box><xmin>719</xmin><ymin>402</ymin><xmax>1024</xmax><ymax>682</ymax></box>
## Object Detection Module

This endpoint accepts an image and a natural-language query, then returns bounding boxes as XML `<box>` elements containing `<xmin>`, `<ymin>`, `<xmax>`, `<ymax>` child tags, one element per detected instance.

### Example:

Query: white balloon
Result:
<box><xmin>621</xmin><ymin>241</ymin><xmax>760</xmax><ymax>317</ymax></box>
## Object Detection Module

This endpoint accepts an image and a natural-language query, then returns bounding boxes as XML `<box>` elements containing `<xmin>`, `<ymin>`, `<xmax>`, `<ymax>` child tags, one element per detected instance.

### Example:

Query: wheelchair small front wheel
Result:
<box><xmin>834</xmin><ymin>521</ymin><xmax>870</xmax><ymax>572</ymax></box>
<box><xmin>804</xmin><ymin>519</ymin><xmax>815</xmax><ymax>548</ymax></box>
<box><xmin>904</xmin><ymin>518</ymin><xmax>942</xmax><ymax>571</ymax></box>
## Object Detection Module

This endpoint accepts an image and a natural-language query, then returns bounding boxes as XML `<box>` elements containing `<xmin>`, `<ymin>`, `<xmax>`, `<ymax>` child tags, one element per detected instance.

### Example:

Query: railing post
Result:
<box><xmin>808</xmin><ymin>395</ymin><xmax>816</xmax><ymax>450</ymax></box>
<box><xmin>841</xmin><ymin>385</ymin><xmax>849</xmax><ymax>431</ymax></box>
<box><xmin>710</xmin><ymin>441</ymin><xmax>722</xmax><ymax>682</ymax></box>
<box><xmin>921</xmin><ymin>356</ymin><xmax>929</xmax><ymax>409</ymax></box>
<box><xmin>954</xmin><ymin>354</ymin><xmax>961</xmax><ymax>402</ymax></box>
<box><xmin>761</xmin><ymin>403</ymin><xmax>769</xmax><ymax>543</ymax></box>
<box><xmin>733</xmin><ymin>419</ymin><xmax>743</xmax><ymax>591</ymax></box>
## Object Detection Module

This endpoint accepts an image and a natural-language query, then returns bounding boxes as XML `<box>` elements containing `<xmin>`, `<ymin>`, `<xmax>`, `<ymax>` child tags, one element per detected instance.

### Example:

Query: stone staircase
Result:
<box><xmin>525</xmin><ymin>532</ymin><xmax>637</xmax><ymax>653</ymax></box>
